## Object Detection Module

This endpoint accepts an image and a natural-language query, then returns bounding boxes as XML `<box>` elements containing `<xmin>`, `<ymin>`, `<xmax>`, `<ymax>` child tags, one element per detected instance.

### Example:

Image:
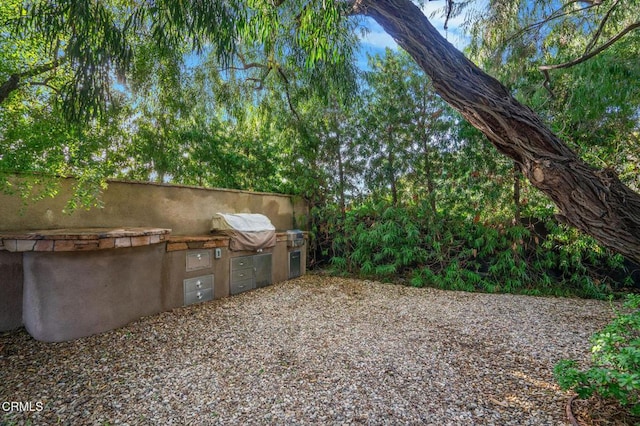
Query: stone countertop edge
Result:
<box><xmin>164</xmin><ymin>231</ymin><xmax>308</xmax><ymax>252</ymax></box>
<box><xmin>0</xmin><ymin>228</ymin><xmax>172</xmax><ymax>252</ymax></box>
<box><xmin>168</xmin><ymin>231</ymin><xmax>308</xmax><ymax>242</ymax></box>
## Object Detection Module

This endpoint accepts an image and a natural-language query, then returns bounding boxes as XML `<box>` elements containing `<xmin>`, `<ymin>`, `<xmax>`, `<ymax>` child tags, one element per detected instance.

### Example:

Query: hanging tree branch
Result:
<box><xmin>225</xmin><ymin>49</ymin><xmax>302</xmax><ymax>120</ymax></box>
<box><xmin>503</xmin><ymin>0</ymin><xmax>598</xmax><ymax>46</ymax></box>
<box><xmin>539</xmin><ymin>15</ymin><xmax>640</xmax><ymax>94</ymax></box>
<box><xmin>443</xmin><ymin>0</ymin><xmax>454</xmax><ymax>30</ymax></box>
<box><xmin>539</xmin><ymin>20</ymin><xmax>640</xmax><ymax>72</ymax></box>
<box><xmin>226</xmin><ymin>52</ymin><xmax>270</xmax><ymax>72</ymax></box>
<box><xmin>222</xmin><ymin>52</ymin><xmax>272</xmax><ymax>90</ymax></box>
<box><xmin>583</xmin><ymin>0</ymin><xmax>620</xmax><ymax>54</ymax></box>
<box><xmin>275</xmin><ymin>66</ymin><xmax>302</xmax><ymax>122</ymax></box>
<box><xmin>28</xmin><ymin>73</ymin><xmax>62</xmax><ymax>95</ymax></box>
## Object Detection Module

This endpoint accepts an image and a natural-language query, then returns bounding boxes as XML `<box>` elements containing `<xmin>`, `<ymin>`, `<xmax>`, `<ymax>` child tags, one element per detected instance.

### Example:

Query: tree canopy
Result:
<box><xmin>2</xmin><ymin>0</ymin><xmax>640</xmax><ymax>265</ymax></box>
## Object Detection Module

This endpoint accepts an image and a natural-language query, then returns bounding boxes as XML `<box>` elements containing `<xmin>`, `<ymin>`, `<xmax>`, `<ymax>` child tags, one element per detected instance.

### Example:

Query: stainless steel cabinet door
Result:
<box><xmin>254</xmin><ymin>253</ymin><xmax>272</xmax><ymax>288</ymax></box>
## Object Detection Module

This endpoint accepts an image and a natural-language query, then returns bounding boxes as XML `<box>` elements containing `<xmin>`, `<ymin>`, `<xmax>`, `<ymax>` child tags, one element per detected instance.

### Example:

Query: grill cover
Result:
<box><xmin>210</xmin><ymin>213</ymin><xmax>276</xmax><ymax>251</ymax></box>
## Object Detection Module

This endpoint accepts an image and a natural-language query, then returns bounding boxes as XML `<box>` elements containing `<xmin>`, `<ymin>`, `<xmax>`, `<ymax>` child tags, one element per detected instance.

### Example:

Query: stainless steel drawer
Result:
<box><xmin>186</xmin><ymin>250</ymin><xmax>212</xmax><ymax>271</ymax></box>
<box><xmin>184</xmin><ymin>274</ymin><xmax>214</xmax><ymax>293</ymax></box>
<box><xmin>184</xmin><ymin>288</ymin><xmax>213</xmax><ymax>305</ymax></box>
<box><xmin>230</xmin><ymin>277</ymin><xmax>255</xmax><ymax>295</ymax></box>
<box><xmin>231</xmin><ymin>268</ymin><xmax>252</xmax><ymax>282</ymax></box>
<box><xmin>231</xmin><ymin>256</ymin><xmax>253</xmax><ymax>270</ymax></box>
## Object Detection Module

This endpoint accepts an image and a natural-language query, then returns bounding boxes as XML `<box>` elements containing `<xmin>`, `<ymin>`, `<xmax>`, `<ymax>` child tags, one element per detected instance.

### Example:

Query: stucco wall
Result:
<box><xmin>0</xmin><ymin>251</ymin><xmax>23</xmax><ymax>331</ymax></box>
<box><xmin>0</xmin><ymin>178</ymin><xmax>308</xmax><ymax>234</ymax></box>
<box><xmin>22</xmin><ymin>244</ymin><xmax>166</xmax><ymax>342</ymax></box>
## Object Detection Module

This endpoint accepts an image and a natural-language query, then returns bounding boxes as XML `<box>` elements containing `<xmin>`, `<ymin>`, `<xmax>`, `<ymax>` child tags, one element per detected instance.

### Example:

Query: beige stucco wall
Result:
<box><xmin>0</xmin><ymin>178</ymin><xmax>308</xmax><ymax>234</ymax></box>
<box><xmin>22</xmin><ymin>244</ymin><xmax>166</xmax><ymax>342</ymax></box>
<box><xmin>0</xmin><ymin>251</ymin><xmax>23</xmax><ymax>331</ymax></box>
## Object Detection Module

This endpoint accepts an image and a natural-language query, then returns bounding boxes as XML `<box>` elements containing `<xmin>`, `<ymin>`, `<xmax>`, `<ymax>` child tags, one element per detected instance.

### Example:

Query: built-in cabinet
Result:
<box><xmin>186</xmin><ymin>250</ymin><xmax>212</xmax><ymax>271</ymax></box>
<box><xmin>230</xmin><ymin>253</ymin><xmax>272</xmax><ymax>295</ymax></box>
<box><xmin>183</xmin><ymin>249</ymin><xmax>215</xmax><ymax>306</ymax></box>
<box><xmin>183</xmin><ymin>274</ymin><xmax>214</xmax><ymax>305</ymax></box>
<box><xmin>289</xmin><ymin>250</ymin><xmax>301</xmax><ymax>279</ymax></box>
<box><xmin>254</xmin><ymin>253</ymin><xmax>273</xmax><ymax>288</ymax></box>
<box><xmin>230</xmin><ymin>255</ymin><xmax>253</xmax><ymax>295</ymax></box>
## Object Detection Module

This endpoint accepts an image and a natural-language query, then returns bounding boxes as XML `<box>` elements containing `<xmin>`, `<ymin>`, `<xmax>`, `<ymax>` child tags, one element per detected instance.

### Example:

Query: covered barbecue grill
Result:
<box><xmin>210</xmin><ymin>213</ymin><xmax>276</xmax><ymax>251</ymax></box>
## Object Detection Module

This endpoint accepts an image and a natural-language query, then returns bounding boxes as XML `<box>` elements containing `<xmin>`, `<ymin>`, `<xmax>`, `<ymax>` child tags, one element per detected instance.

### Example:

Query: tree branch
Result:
<box><xmin>225</xmin><ymin>62</ymin><xmax>269</xmax><ymax>71</ymax></box>
<box><xmin>541</xmin><ymin>69</ymin><xmax>555</xmax><ymax>98</ymax></box>
<box><xmin>503</xmin><ymin>1</ymin><xmax>596</xmax><ymax>46</ymax></box>
<box><xmin>227</xmin><ymin>49</ymin><xmax>301</xmax><ymax>121</ymax></box>
<box><xmin>539</xmin><ymin>20</ymin><xmax>640</xmax><ymax>72</ymax></box>
<box><xmin>0</xmin><ymin>57</ymin><xmax>66</xmax><ymax>104</ymax></box>
<box><xmin>276</xmin><ymin>66</ymin><xmax>302</xmax><ymax>122</ymax></box>
<box><xmin>246</xmin><ymin>77</ymin><xmax>265</xmax><ymax>90</ymax></box>
<box><xmin>28</xmin><ymin>81</ymin><xmax>62</xmax><ymax>96</ymax></box>
<box><xmin>444</xmin><ymin>0</ymin><xmax>454</xmax><ymax>30</ymax></box>
<box><xmin>221</xmin><ymin>52</ymin><xmax>273</xmax><ymax>89</ymax></box>
<box><xmin>584</xmin><ymin>0</ymin><xmax>620</xmax><ymax>54</ymax></box>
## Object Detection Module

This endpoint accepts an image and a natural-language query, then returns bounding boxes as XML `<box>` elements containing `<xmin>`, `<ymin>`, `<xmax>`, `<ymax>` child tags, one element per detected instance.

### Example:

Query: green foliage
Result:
<box><xmin>2</xmin><ymin>0</ymin><xmax>639</xmax><ymax>296</ymax></box>
<box><xmin>11</xmin><ymin>0</ymin><xmax>358</xmax><ymax>122</ymax></box>
<box><xmin>344</xmin><ymin>203</ymin><xmax>428</xmax><ymax>278</ymax></box>
<box><xmin>326</xmin><ymin>199</ymin><xmax>626</xmax><ymax>298</ymax></box>
<box><xmin>305</xmin><ymin>47</ymin><xmax>634</xmax><ymax>295</ymax></box>
<box><xmin>555</xmin><ymin>295</ymin><xmax>640</xmax><ymax>416</ymax></box>
<box><xmin>467</xmin><ymin>0</ymin><xmax>640</xmax><ymax>192</ymax></box>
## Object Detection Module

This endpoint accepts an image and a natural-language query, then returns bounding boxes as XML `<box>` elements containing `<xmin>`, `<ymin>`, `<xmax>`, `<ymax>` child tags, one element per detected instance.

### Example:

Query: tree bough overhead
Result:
<box><xmin>351</xmin><ymin>0</ymin><xmax>640</xmax><ymax>264</ymax></box>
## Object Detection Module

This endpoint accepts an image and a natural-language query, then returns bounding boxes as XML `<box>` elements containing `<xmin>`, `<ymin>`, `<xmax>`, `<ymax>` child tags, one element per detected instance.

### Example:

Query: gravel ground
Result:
<box><xmin>0</xmin><ymin>275</ymin><xmax>617</xmax><ymax>425</ymax></box>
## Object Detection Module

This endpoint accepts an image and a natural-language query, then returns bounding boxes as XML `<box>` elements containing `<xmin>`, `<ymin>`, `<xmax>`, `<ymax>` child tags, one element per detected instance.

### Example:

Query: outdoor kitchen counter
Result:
<box><xmin>165</xmin><ymin>231</ymin><xmax>296</xmax><ymax>251</ymax></box>
<box><xmin>1</xmin><ymin>227</ymin><xmax>171</xmax><ymax>342</ymax></box>
<box><xmin>1</xmin><ymin>229</ymin><xmax>306</xmax><ymax>342</ymax></box>
<box><xmin>0</xmin><ymin>227</ymin><xmax>171</xmax><ymax>252</ymax></box>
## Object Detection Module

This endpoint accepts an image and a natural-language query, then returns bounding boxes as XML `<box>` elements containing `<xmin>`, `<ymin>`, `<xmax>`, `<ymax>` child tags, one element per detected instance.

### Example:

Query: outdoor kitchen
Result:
<box><xmin>0</xmin><ymin>177</ymin><xmax>308</xmax><ymax>342</ymax></box>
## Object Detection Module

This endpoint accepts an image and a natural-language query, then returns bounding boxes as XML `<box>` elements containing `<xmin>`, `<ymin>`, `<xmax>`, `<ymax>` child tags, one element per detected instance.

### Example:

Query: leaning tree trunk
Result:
<box><xmin>352</xmin><ymin>0</ymin><xmax>640</xmax><ymax>264</ymax></box>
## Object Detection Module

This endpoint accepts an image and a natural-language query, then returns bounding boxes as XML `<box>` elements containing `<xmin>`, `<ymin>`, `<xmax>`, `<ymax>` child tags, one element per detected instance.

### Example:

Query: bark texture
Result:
<box><xmin>353</xmin><ymin>0</ymin><xmax>640</xmax><ymax>264</ymax></box>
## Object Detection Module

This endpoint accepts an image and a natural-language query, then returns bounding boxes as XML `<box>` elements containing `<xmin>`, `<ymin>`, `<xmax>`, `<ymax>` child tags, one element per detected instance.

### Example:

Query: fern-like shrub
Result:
<box><xmin>330</xmin><ymin>203</ymin><xmax>428</xmax><ymax>279</ymax></box>
<box><xmin>323</xmin><ymin>200</ymin><xmax>629</xmax><ymax>298</ymax></box>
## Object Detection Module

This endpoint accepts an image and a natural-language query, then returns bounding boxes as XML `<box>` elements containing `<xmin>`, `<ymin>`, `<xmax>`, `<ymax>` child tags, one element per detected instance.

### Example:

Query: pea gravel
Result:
<box><xmin>0</xmin><ymin>275</ymin><xmax>616</xmax><ymax>425</ymax></box>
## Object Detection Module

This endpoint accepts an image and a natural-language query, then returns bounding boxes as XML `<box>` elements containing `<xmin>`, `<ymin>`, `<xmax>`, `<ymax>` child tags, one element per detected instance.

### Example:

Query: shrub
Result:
<box><xmin>554</xmin><ymin>294</ymin><xmax>640</xmax><ymax>416</ymax></box>
<box><xmin>320</xmin><ymin>200</ymin><xmax>627</xmax><ymax>298</ymax></box>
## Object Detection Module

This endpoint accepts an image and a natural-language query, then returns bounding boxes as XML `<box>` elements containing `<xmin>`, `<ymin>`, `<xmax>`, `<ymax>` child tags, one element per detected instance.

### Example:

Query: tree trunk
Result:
<box><xmin>336</xmin><ymin>134</ymin><xmax>347</xmax><ymax>218</ymax></box>
<box><xmin>331</xmin><ymin>102</ymin><xmax>347</xmax><ymax>219</ymax></box>
<box><xmin>387</xmin><ymin>128</ymin><xmax>398</xmax><ymax>206</ymax></box>
<box><xmin>0</xmin><ymin>75</ymin><xmax>21</xmax><ymax>104</ymax></box>
<box><xmin>353</xmin><ymin>0</ymin><xmax>640</xmax><ymax>264</ymax></box>
<box><xmin>418</xmin><ymin>109</ymin><xmax>437</xmax><ymax>213</ymax></box>
<box><xmin>513</xmin><ymin>162</ymin><xmax>521</xmax><ymax>225</ymax></box>
<box><xmin>423</xmin><ymin>140</ymin><xmax>436</xmax><ymax>213</ymax></box>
